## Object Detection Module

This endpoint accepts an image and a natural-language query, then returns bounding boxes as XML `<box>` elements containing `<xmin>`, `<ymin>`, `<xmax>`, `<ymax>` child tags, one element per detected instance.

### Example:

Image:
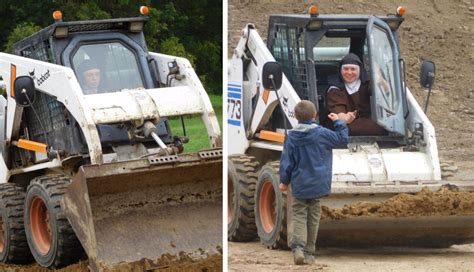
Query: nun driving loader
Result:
<box><xmin>0</xmin><ymin>7</ymin><xmax>222</xmax><ymax>271</ymax></box>
<box><xmin>228</xmin><ymin>5</ymin><xmax>474</xmax><ymax>249</ymax></box>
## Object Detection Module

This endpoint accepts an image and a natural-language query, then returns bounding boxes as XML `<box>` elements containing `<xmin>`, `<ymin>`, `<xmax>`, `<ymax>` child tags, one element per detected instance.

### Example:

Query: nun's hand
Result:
<box><xmin>346</xmin><ymin>111</ymin><xmax>357</xmax><ymax>123</ymax></box>
<box><xmin>335</xmin><ymin>111</ymin><xmax>356</xmax><ymax>124</ymax></box>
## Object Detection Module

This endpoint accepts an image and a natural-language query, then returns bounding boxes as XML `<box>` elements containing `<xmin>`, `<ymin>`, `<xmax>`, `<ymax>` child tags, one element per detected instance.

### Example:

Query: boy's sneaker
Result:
<box><xmin>293</xmin><ymin>248</ymin><xmax>305</xmax><ymax>265</ymax></box>
<box><xmin>304</xmin><ymin>253</ymin><xmax>316</xmax><ymax>264</ymax></box>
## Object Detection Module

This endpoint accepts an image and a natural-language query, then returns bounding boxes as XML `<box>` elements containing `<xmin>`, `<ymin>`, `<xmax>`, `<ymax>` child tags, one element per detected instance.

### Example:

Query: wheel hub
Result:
<box><xmin>30</xmin><ymin>197</ymin><xmax>52</xmax><ymax>255</ymax></box>
<box><xmin>259</xmin><ymin>180</ymin><xmax>276</xmax><ymax>233</ymax></box>
<box><xmin>0</xmin><ymin>218</ymin><xmax>4</xmax><ymax>253</ymax></box>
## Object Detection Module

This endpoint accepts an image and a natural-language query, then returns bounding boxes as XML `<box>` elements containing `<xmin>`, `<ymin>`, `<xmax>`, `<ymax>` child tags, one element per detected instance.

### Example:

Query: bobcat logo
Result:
<box><xmin>28</xmin><ymin>68</ymin><xmax>50</xmax><ymax>86</ymax></box>
<box><xmin>282</xmin><ymin>96</ymin><xmax>289</xmax><ymax>108</ymax></box>
<box><xmin>280</xmin><ymin>95</ymin><xmax>295</xmax><ymax>118</ymax></box>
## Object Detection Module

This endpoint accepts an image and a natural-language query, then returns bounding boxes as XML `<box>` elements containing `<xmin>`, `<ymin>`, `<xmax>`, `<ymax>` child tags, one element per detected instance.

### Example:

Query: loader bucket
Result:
<box><xmin>317</xmin><ymin>215</ymin><xmax>474</xmax><ymax>247</ymax></box>
<box><xmin>61</xmin><ymin>149</ymin><xmax>222</xmax><ymax>271</ymax></box>
<box><xmin>287</xmin><ymin>181</ymin><xmax>474</xmax><ymax>248</ymax></box>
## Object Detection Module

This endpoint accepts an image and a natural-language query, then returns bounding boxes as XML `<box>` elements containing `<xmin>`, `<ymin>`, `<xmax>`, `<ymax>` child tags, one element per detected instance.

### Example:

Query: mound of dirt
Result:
<box><xmin>322</xmin><ymin>186</ymin><xmax>474</xmax><ymax>220</ymax></box>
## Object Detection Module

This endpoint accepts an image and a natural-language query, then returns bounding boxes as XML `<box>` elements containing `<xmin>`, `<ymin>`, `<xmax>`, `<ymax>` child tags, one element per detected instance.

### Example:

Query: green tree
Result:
<box><xmin>4</xmin><ymin>23</ymin><xmax>41</xmax><ymax>53</ymax></box>
<box><xmin>160</xmin><ymin>37</ymin><xmax>197</xmax><ymax>66</ymax></box>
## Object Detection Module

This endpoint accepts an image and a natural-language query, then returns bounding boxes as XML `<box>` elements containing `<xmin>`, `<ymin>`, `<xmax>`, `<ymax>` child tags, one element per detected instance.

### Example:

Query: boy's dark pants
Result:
<box><xmin>290</xmin><ymin>197</ymin><xmax>321</xmax><ymax>254</ymax></box>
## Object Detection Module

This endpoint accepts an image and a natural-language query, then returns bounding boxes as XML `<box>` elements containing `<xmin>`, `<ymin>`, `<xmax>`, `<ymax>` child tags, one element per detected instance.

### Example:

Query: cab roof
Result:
<box><xmin>268</xmin><ymin>14</ymin><xmax>404</xmax><ymax>30</ymax></box>
<box><xmin>13</xmin><ymin>17</ymin><xmax>148</xmax><ymax>54</ymax></box>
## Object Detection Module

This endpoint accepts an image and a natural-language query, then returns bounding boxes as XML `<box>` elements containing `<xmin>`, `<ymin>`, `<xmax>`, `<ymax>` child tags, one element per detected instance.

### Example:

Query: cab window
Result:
<box><xmin>72</xmin><ymin>42</ymin><xmax>144</xmax><ymax>94</ymax></box>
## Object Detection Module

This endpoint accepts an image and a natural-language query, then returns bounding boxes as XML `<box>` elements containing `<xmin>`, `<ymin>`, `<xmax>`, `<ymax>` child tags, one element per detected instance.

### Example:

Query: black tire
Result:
<box><xmin>228</xmin><ymin>155</ymin><xmax>259</xmax><ymax>241</ymax></box>
<box><xmin>255</xmin><ymin>161</ymin><xmax>288</xmax><ymax>249</ymax></box>
<box><xmin>24</xmin><ymin>175</ymin><xmax>84</xmax><ymax>268</ymax></box>
<box><xmin>0</xmin><ymin>183</ymin><xmax>33</xmax><ymax>264</ymax></box>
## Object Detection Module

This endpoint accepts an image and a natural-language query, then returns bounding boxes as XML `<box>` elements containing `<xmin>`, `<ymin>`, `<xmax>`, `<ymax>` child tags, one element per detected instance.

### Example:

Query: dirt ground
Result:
<box><xmin>0</xmin><ymin>262</ymin><xmax>89</xmax><ymax>272</ymax></box>
<box><xmin>229</xmin><ymin>242</ymin><xmax>474</xmax><ymax>272</ymax></box>
<box><xmin>228</xmin><ymin>0</ymin><xmax>474</xmax><ymax>271</ymax></box>
<box><xmin>0</xmin><ymin>255</ymin><xmax>223</xmax><ymax>272</ymax></box>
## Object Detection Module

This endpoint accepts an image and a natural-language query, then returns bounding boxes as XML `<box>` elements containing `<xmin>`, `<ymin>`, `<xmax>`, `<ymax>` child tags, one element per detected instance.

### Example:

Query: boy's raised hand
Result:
<box><xmin>279</xmin><ymin>183</ymin><xmax>288</xmax><ymax>192</ymax></box>
<box><xmin>328</xmin><ymin>112</ymin><xmax>339</xmax><ymax>122</ymax></box>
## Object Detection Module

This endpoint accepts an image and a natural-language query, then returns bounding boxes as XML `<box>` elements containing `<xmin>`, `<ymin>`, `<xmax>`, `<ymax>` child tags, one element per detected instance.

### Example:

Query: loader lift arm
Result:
<box><xmin>231</xmin><ymin>24</ymin><xmax>300</xmax><ymax>138</ymax></box>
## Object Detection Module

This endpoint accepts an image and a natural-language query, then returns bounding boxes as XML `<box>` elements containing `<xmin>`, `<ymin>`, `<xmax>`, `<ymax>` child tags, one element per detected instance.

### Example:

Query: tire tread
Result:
<box><xmin>228</xmin><ymin>155</ymin><xmax>260</xmax><ymax>241</ymax></box>
<box><xmin>26</xmin><ymin>175</ymin><xmax>84</xmax><ymax>268</ymax></box>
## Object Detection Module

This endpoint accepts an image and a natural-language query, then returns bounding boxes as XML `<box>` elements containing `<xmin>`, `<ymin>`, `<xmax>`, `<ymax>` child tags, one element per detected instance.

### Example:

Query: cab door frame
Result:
<box><xmin>366</xmin><ymin>16</ymin><xmax>405</xmax><ymax>136</ymax></box>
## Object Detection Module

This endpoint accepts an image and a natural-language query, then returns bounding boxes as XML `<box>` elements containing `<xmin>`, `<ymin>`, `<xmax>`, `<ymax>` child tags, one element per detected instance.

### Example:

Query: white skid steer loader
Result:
<box><xmin>0</xmin><ymin>8</ymin><xmax>221</xmax><ymax>271</ymax></box>
<box><xmin>228</xmin><ymin>7</ymin><xmax>474</xmax><ymax>248</ymax></box>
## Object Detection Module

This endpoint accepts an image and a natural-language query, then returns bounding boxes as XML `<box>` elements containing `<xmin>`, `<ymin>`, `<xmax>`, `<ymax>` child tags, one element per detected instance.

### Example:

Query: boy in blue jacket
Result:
<box><xmin>279</xmin><ymin>100</ymin><xmax>349</xmax><ymax>265</ymax></box>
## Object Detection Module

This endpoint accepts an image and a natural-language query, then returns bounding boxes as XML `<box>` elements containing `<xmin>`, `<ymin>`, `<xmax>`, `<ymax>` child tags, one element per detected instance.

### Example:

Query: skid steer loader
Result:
<box><xmin>228</xmin><ymin>6</ymin><xmax>474</xmax><ymax>248</ymax></box>
<box><xmin>0</xmin><ymin>7</ymin><xmax>222</xmax><ymax>271</ymax></box>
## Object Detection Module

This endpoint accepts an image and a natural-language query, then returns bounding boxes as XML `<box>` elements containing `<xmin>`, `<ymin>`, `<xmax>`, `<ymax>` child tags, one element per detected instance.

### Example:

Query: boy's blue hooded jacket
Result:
<box><xmin>280</xmin><ymin>120</ymin><xmax>348</xmax><ymax>199</ymax></box>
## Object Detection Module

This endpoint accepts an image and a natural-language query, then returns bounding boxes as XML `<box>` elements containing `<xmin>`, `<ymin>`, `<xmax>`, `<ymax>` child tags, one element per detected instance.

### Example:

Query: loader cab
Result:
<box><xmin>13</xmin><ymin>17</ymin><xmax>156</xmax><ymax>94</ymax></box>
<box><xmin>11</xmin><ymin>17</ymin><xmax>174</xmax><ymax>161</ymax></box>
<box><xmin>267</xmin><ymin>14</ymin><xmax>406</xmax><ymax>142</ymax></box>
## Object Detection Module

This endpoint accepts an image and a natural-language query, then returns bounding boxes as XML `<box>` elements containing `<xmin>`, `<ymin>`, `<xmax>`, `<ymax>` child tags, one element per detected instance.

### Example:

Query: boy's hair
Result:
<box><xmin>294</xmin><ymin>100</ymin><xmax>317</xmax><ymax>122</ymax></box>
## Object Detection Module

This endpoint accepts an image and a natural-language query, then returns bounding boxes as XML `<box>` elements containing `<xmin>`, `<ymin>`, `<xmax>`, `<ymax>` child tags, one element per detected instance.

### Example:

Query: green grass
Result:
<box><xmin>168</xmin><ymin>94</ymin><xmax>222</xmax><ymax>152</ymax></box>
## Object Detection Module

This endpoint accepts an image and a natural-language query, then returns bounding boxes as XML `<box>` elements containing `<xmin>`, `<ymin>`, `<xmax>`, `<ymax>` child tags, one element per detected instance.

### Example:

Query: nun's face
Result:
<box><xmin>341</xmin><ymin>65</ymin><xmax>360</xmax><ymax>84</ymax></box>
<box><xmin>83</xmin><ymin>68</ymin><xmax>101</xmax><ymax>90</ymax></box>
